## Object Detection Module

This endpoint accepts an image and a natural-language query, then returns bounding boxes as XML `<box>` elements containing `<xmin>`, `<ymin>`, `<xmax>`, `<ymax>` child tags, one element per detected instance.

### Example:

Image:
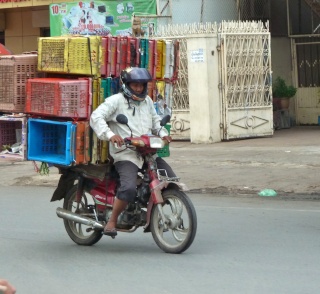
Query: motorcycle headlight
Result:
<box><xmin>149</xmin><ymin>137</ymin><xmax>165</xmax><ymax>148</ymax></box>
<box><xmin>131</xmin><ymin>139</ymin><xmax>145</xmax><ymax>147</ymax></box>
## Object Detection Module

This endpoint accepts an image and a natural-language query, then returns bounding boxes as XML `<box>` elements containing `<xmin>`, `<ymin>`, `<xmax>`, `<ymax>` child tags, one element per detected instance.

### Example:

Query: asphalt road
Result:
<box><xmin>1</xmin><ymin>187</ymin><xmax>320</xmax><ymax>294</ymax></box>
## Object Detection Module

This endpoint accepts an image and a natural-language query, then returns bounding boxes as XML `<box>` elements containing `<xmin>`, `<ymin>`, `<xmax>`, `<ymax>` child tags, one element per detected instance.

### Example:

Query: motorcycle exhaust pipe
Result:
<box><xmin>56</xmin><ymin>207</ymin><xmax>104</xmax><ymax>230</ymax></box>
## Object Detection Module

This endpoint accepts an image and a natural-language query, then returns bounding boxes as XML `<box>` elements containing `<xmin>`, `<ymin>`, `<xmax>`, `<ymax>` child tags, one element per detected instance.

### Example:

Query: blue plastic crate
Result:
<box><xmin>27</xmin><ymin>118</ymin><xmax>76</xmax><ymax>165</ymax></box>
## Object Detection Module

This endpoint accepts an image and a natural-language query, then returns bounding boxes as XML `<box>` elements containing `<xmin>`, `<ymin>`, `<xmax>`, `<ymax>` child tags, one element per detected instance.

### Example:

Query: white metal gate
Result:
<box><xmin>156</xmin><ymin>23</ymin><xmax>217</xmax><ymax>140</ymax></box>
<box><xmin>157</xmin><ymin>21</ymin><xmax>273</xmax><ymax>141</ymax></box>
<box><xmin>219</xmin><ymin>21</ymin><xmax>273</xmax><ymax>140</ymax></box>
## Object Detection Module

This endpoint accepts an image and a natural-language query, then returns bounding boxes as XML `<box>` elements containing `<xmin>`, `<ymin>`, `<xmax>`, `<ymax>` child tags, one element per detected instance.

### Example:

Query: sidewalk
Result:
<box><xmin>1</xmin><ymin>126</ymin><xmax>320</xmax><ymax>199</ymax></box>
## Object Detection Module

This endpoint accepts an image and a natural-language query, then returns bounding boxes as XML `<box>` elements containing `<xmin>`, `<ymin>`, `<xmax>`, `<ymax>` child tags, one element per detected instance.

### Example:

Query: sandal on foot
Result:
<box><xmin>103</xmin><ymin>227</ymin><xmax>117</xmax><ymax>237</ymax></box>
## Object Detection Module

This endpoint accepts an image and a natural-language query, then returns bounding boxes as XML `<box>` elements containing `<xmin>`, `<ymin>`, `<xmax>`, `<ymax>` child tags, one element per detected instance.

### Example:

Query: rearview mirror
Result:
<box><xmin>160</xmin><ymin>115</ymin><xmax>171</xmax><ymax>126</ymax></box>
<box><xmin>116</xmin><ymin>114</ymin><xmax>128</xmax><ymax>125</ymax></box>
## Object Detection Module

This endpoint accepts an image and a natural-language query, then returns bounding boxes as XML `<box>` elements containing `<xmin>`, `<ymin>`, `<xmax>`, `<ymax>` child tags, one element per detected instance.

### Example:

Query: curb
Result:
<box><xmin>188</xmin><ymin>187</ymin><xmax>320</xmax><ymax>201</ymax></box>
<box><xmin>9</xmin><ymin>175</ymin><xmax>320</xmax><ymax>201</ymax></box>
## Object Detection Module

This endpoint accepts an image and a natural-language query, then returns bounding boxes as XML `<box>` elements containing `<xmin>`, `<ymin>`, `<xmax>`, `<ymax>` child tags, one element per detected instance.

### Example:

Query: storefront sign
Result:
<box><xmin>50</xmin><ymin>0</ymin><xmax>156</xmax><ymax>37</ymax></box>
<box><xmin>33</xmin><ymin>0</ymin><xmax>52</xmax><ymax>6</ymax></box>
<box><xmin>0</xmin><ymin>0</ymin><xmax>12</xmax><ymax>8</ymax></box>
<box><xmin>0</xmin><ymin>0</ymin><xmax>27</xmax><ymax>2</ymax></box>
<box><xmin>0</xmin><ymin>0</ymin><xmax>32</xmax><ymax>7</ymax></box>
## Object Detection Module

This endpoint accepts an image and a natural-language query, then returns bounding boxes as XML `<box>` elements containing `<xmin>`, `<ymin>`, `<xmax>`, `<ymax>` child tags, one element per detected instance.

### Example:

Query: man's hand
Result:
<box><xmin>110</xmin><ymin>135</ymin><xmax>124</xmax><ymax>147</ymax></box>
<box><xmin>0</xmin><ymin>279</ymin><xmax>16</xmax><ymax>294</ymax></box>
<box><xmin>162</xmin><ymin>136</ymin><xmax>173</xmax><ymax>143</ymax></box>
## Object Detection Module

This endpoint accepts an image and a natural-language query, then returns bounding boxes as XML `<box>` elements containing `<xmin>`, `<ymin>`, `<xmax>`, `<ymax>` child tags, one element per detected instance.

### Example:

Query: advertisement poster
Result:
<box><xmin>50</xmin><ymin>0</ymin><xmax>157</xmax><ymax>37</ymax></box>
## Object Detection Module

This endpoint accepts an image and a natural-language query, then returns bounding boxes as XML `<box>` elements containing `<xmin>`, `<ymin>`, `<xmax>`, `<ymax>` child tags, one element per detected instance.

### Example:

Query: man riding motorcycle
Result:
<box><xmin>90</xmin><ymin>67</ymin><xmax>175</xmax><ymax>237</ymax></box>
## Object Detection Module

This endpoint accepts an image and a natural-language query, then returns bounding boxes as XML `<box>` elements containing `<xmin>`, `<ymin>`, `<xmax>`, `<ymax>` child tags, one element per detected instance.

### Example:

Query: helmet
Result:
<box><xmin>120</xmin><ymin>67</ymin><xmax>152</xmax><ymax>101</ymax></box>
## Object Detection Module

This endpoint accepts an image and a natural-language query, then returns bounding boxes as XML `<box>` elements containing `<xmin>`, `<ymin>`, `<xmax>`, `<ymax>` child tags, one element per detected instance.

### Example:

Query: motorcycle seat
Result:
<box><xmin>71</xmin><ymin>163</ymin><xmax>111</xmax><ymax>180</ymax></box>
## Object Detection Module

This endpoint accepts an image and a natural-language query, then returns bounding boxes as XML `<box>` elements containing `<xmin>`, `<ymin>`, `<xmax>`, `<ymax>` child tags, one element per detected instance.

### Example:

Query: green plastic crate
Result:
<box><xmin>157</xmin><ymin>124</ymin><xmax>171</xmax><ymax>158</ymax></box>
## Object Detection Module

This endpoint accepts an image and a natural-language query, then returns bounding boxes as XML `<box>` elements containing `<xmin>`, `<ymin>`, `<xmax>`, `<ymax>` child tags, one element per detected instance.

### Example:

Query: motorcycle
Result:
<box><xmin>51</xmin><ymin>114</ymin><xmax>197</xmax><ymax>254</ymax></box>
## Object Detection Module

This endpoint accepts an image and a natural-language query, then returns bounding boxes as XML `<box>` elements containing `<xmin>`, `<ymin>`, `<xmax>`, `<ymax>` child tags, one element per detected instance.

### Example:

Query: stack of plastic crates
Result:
<box><xmin>23</xmin><ymin>35</ymin><xmax>179</xmax><ymax>167</ymax></box>
<box><xmin>24</xmin><ymin>35</ymin><xmax>107</xmax><ymax>166</ymax></box>
<box><xmin>37</xmin><ymin>36</ymin><xmax>102</xmax><ymax>76</ymax></box>
<box><xmin>157</xmin><ymin>124</ymin><xmax>171</xmax><ymax>158</ymax></box>
<box><xmin>25</xmin><ymin>78</ymin><xmax>90</xmax><ymax>119</ymax></box>
<box><xmin>0</xmin><ymin>54</ymin><xmax>38</xmax><ymax>113</ymax></box>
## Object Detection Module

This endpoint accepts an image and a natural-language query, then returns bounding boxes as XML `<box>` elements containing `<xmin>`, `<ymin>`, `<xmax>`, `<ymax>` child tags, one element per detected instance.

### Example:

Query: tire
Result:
<box><xmin>63</xmin><ymin>185</ymin><xmax>103</xmax><ymax>246</ymax></box>
<box><xmin>150</xmin><ymin>189</ymin><xmax>197</xmax><ymax>254</ymax></box>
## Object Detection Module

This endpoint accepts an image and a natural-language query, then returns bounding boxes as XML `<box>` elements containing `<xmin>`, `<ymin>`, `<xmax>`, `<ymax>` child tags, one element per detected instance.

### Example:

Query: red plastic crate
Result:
<box><xmin>148</xmin><ymin>80</ymin><xmax>156</xmax><ymax>101</ymax></box>
<box><xmin>25</xmin><ymin>78</ymin><xmax>90</xmax><ymax>119</ymax></box>
<box><xmin>116</xmin><ymin>36</ymin><xmax>128</xmax><ymax>77</ymax></box>
<box><xmin>107</xmin><ymin>36</ymin><xmax>117</xmax><ymax>77</ymax></box>
<box><xmin>127</xmin><ymin>37</ymin><xmax>139</xmax><ymax>68</ymax></box>
<box><xmin>0</xmin><ymin>54</ymin><xmax>38</xmax><ymax>113</ymax></box>
<box><xmin>100</xmin><ymin>37</ymin><xmax>107</xmax><ymax>76</ymax></box>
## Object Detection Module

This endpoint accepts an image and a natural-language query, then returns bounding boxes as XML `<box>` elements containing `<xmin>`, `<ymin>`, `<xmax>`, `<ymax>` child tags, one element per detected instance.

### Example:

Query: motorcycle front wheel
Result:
<box><xmin>63</xmin><ymin>185</ymin><xmax>103</xmax><ymax>246</ymax></box>
<box><xmin>150</xmin><ymin>189</ymin><xmax>197</xmax><ymax>254</ymax></box>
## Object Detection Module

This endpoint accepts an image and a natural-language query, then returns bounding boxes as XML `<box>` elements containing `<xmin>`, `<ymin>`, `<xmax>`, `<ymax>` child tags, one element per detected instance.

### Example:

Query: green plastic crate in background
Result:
<box><xmin>157</xmin><ymin>124</ymin><xmax>171</xmax><ymax>157</ymax></box>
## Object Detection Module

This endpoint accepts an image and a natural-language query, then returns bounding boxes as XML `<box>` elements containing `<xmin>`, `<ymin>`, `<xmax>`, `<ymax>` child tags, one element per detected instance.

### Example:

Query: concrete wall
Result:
<box><xmin>5</xmin><ymin>10</ymin><xmax>41</xmax><ymax>54</ymax></box>
<box><xmin>171</xmin><ymin>0</ymin><xmax>238</xmax><ymax>24</ymax></box>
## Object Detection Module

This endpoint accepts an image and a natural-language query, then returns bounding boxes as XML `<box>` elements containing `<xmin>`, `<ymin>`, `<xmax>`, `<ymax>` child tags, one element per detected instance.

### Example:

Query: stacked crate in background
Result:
<box><xmin>0</xmin><ymin>54</ymin><xmax>39</xmax><ymax>160</ymax></box>
<box><xmin>0</xmin><ymin>54</ymin><xmax>39</xmax><ymax>113</ymax></box>
<box><xmin>0</xmin><ymin>116</ymin><xmax>27</xmax><ymax>160</ymax></box>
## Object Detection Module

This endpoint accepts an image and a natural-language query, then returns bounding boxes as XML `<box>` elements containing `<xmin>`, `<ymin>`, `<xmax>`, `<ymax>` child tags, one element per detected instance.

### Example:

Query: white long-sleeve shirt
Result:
<box><xmin>90</xmin><ymin>93</ymin><xmax>169</xmax><ymax>168</ymax></box>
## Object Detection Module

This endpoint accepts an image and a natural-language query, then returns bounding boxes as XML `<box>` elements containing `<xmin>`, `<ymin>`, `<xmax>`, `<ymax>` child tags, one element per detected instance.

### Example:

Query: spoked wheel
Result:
<box><xmin>63</xmin><ymin>185</ymin><xmax>103</xmax><ymax>246</ymax></box>
<box><xmin>150</xmin><ymin>189</ymin><xmax>197</xmax><ymax>254</ymax></box>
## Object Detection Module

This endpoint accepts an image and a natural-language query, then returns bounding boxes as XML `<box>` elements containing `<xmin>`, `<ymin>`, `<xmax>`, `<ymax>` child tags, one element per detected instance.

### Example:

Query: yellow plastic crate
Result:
<box><xmin>90</xmin><ymin>132</ymin><xmax>109</xmax><ymax>164</ymax></box>
<box><xmin>37</xmin><ymin>36</ymin><xmax>102</xmax><ymax>76</ymax></box>
<box><xmin>156</xmin><ymin>40</ymin><xmax>166</xmax><ymax>79</ymax></box>
<box><xmin>92</xmin><ymin>78</ymin><xmax>99</xmax><ymax>111</ymax></box>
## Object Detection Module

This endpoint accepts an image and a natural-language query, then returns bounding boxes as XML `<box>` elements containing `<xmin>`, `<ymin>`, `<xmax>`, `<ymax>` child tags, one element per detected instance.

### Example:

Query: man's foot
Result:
<box><xmin>103</xmin><ymin>227</ymin><xmax>117</xmax><ymax>237</ymax></box>
<box><xmin>104</xmin><ymin>221</ymin><xmax>117</xmax><ymax>237</ymax></box>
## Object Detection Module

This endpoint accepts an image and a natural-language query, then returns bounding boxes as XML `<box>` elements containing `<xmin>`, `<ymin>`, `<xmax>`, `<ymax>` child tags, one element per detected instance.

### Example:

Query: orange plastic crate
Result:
<box><xmin>26</xmin><ymin>78</ymin><xmax>90</xmax><ymax>119</ymax></box>
<box><xmin>0</xmin><ymin>54</ymin><xmax>38</xmax><ymax>113</ymax></box>
<box><xmin>75</xmin><ymin>121</ymin><xmax>90</xmax><ymax>165</ymax></box>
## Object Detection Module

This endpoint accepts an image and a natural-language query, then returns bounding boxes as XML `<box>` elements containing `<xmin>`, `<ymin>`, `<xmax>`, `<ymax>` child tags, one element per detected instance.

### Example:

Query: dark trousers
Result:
<box><xmin>114</xmin><ymin>158</ymin><xmax>176</xmax><ymax>202</ymax></box>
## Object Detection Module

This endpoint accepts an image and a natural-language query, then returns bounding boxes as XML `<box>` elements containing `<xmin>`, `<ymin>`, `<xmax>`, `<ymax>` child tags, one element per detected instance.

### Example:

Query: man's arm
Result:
<box><xmin>90</xmin><ymin>97</ymin><xmax>117</xmax><ymax>141</ymax></box>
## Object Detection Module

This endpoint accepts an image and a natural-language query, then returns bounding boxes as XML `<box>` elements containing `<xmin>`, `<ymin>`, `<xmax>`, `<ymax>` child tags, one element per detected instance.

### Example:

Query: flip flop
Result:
<box><xmin>103</xmin><ymin>227</ymin><xmax>117</xmax><ymax>237</ymax></box>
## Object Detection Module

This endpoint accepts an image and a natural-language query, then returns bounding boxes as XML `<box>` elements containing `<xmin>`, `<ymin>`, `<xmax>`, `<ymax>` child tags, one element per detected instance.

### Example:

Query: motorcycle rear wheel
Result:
<box><xmin>63</xmin><ymin>185</ymin><xmax>103</xmax><ymax>246</ymax></box>
<box><xmin>150</xmin><ymin>189</ymin><xmax>197</xmax><ymax>254</ymax></box>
